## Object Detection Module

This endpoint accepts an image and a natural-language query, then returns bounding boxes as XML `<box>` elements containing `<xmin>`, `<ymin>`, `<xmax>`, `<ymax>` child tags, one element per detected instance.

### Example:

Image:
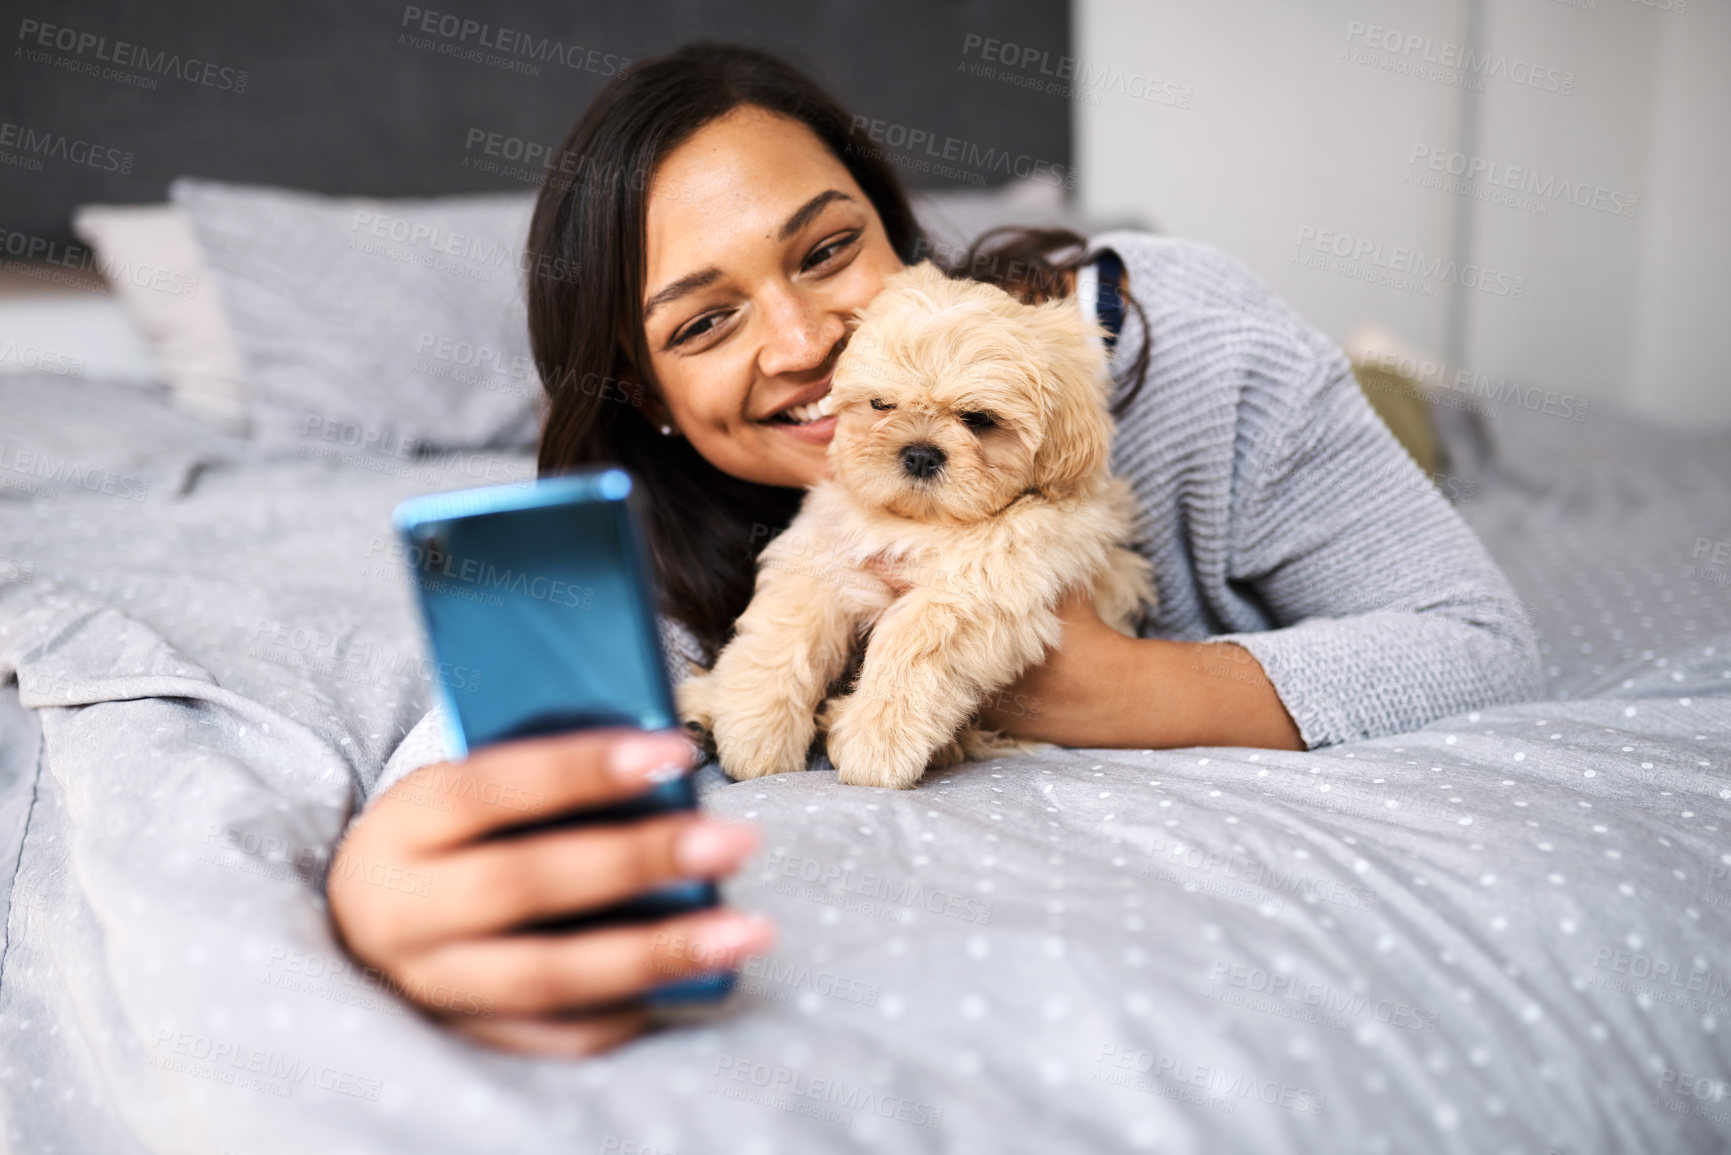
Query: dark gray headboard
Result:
<box><xmin>1</xmin><ymin>0</ymin><xmax>1070</xmax><ymax>246</ymax></box>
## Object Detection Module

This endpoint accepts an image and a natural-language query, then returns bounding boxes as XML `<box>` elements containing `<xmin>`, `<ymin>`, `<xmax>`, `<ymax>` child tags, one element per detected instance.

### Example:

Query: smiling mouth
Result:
<box><xmin>762</xmin><ymin>390</ymin><xmax>838</xmax><ymax>425</ymax></box>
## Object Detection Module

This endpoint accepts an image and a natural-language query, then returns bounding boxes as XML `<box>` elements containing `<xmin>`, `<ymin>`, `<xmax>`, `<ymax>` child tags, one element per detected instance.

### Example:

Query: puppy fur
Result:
<box><xmin>678</xmin><ymin>260</ymin><xmax>1156</xmax><ymax>789</ymax></box>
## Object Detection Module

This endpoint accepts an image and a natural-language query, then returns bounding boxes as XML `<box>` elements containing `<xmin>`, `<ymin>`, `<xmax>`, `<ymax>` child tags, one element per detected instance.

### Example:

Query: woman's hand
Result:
<box><xmin>327</xmin><ymin>728</ymin><xmax>773</xmax><ymax>1057</ymax></box>
<box><xmin>973</xmin><ymin>586</ymin><xmax>1127</xmax><ymax>744</ymax></box>
<box><xmin>973</xmin><ymin>586</ymin><xmax>1305</xmax><ymax>751</ymax></box>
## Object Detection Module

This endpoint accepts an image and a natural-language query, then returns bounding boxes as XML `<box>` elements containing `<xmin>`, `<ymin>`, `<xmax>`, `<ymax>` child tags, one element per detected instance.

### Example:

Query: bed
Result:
<box><xmin>2</xmin><ymin>176</ymin><xmax>1730</xmax><ymax>1155</ymax></box>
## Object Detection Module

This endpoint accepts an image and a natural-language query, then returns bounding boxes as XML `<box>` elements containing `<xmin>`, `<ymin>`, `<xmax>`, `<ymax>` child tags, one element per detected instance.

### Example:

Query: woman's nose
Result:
<box><xmin>759</xmin><ymin>294</ymin><xmax>842</xmax><ymax>375</ymax></box>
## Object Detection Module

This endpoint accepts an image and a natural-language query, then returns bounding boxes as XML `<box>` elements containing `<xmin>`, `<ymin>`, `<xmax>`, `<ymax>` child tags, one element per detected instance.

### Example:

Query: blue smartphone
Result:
<box><xmin>392</xmin><ymin>468</ymin><xmax>734</xmax><ymax>1003</ymax></box>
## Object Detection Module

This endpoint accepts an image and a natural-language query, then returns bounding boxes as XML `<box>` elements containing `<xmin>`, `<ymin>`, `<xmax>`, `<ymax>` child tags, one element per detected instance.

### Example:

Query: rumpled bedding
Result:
<box><xmin>1</xmin><ymin>368</ymin><xmax>1729</xmax><ymax>1154</ymax></box>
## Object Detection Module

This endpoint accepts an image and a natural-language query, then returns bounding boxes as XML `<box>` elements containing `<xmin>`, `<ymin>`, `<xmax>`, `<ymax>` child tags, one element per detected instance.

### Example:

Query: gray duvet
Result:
<box><xmin>2</xmin><ymin>369</ymin><xmax>1730</xmax><ymax>1154</ymax></box>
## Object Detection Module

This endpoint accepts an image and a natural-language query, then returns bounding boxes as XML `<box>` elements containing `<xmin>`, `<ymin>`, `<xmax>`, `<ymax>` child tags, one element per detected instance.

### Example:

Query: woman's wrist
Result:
<box><xmin>1124</xmin><ymin>637</ymin><xmax>1305</xmax><ymax>751</ymax></box>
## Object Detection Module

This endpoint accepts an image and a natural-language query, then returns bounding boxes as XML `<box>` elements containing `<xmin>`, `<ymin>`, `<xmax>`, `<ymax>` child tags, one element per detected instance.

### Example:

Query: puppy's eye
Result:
<box><xmin>960</xmin><ymin>410</ymin><xmax>997</xmax><ymax>431</ymax></box>
<box><xmin>870</xmin><ymin>398</ymin><xmax>895</xmax><ymax>411</ymax></box>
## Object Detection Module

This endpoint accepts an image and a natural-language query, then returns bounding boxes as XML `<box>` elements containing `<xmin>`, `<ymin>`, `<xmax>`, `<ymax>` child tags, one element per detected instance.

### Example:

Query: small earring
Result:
<box><xmin>659</xmin><ymin>423</ymin><xmax>678</xmax><ymax>437</ymax></box>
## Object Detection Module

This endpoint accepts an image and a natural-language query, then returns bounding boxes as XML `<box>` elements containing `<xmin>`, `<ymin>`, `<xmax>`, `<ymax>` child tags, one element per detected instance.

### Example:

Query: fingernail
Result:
<box><xmin>696</xmin><ymin>910</ymin><xmax>776</xmax><ymax>956</ymax></box>
<box><xmin>608</xmin><ymin>732</ymin><xmax>695</xmax><ymax>787</ymax></box>
<box><xmin>674</xmin><ymin>822</ymin><xmax>760</xmax><ymax>875</ymax></box>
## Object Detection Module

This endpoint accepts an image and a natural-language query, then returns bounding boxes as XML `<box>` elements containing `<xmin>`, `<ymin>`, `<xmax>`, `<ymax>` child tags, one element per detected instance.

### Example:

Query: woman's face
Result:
<box><xmin>638</xmin><ymin>105</ymin><xmax>906</xmax><ymax>490</ymax></box>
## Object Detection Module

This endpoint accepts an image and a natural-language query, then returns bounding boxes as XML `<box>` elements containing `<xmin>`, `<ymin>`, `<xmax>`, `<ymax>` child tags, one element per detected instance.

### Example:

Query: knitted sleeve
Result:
<box><xmin>1213</xmin><ymin>341</ymin><xmax>1544</xmax><ymax>748</ymax></box>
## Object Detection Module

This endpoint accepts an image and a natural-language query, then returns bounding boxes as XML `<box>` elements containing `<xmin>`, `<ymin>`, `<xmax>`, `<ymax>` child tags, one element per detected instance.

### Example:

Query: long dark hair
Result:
<box><xmin>524</xmin><ymin>41</ymin><xmax>1150</xmax><ymax>666</ymax></box>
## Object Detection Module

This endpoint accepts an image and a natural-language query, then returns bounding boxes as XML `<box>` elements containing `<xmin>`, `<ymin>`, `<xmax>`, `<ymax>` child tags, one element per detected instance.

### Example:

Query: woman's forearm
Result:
<box><xmin>996</xmin><ymin>633</ymin><xmax>1305</xmax><ymax>752</ymax></box>
<box><xmin>972</xmin><ymin>589</ymin><xmax>1305</xmax><ymax>752</ymax></box>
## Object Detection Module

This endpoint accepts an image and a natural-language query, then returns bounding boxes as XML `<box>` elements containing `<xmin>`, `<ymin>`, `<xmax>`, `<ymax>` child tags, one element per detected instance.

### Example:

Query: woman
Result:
<box><xmin>328</xmin><ymin>42</ymin><xmax>1541</xmax><ymax>1057</ymax></box>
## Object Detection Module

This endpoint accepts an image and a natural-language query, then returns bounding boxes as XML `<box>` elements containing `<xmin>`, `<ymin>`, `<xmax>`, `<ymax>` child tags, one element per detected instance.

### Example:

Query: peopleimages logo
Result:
<box><xmin>398</xmin><ymin>6</ymin><xmax>631</xmax><ymax>77</ymax></box>
<box><xmin>1208</xmin><ymin>961</ymin><xmax>1441</xmax><ymax>1035</ymax></box>
<box><xmin>0</xmin><ymin>120</ymin><xmax>133</xmax><ymax>174</ymax></box>
<box><xmin>846</xmin><ymin>115</ymin><xmax>1075</xmax><ymax>190</ymax></box>
<box><xmin>959</xmin><ymin>34</ymin><xmax>1193</xmax><ymax>109</ymax></box>
<box><xmin>0</xmin><ymin>228</ymin><xmax>201</xmax><ymax>299</ymax></box>
<box><xmin>15</xmin><ymin>18</ymin><xmax>249</xmax><ymax>92</ymax></box>
<box><xmin>0</xmin><ymin>339</ymin><xmax>83</xmax><ymax>377</ymax></box>
<box><xmin>1342</xmin><ymin>20</ymin><xmax>1575</xmax><ymax>95</ymax></box>
<box><xmin>1408</xmin><ymin>145</ymin><xmax>1639</xmax><ymax>218</ymax></box>
<box><xmin>0</xmin><ymin>442</ymin><xmax>149</xmax><ymax>502</ymax></box>
<box><xmin>1293</xmin><ymin>225</ymin><xmax>1527</xmax><ymax>300</ymax></box>
<box><xmin>1353</xmin><ymin>348</ymin><xmax>1589</xmax><ymax>423</ymax></box>
<box><xmin>710</xmin><ymin>1054</ymin><xmax>944</xmax><ymax>1129</ymax></box>
<box><xmin>762</xmin><ymin>849</ymin><xmax>993</xmax><ymax>925</ymax></box>
<box><xmin>1140</xmin><ymin>831</ymin><xmax>1378</xmax><ymax>912</ymax></box>
<box><xmin>1094</xmin><ymin>1044</ymin><xmax>1326</xmax><ymax>1116</ymax></box>
<box><xmin>346</xmin><ymin>209</ymin><xmax>579</xmax><ymax>286</ymax></box>
<box><xmin>1594</xmin><ymin>946</ymin><xmax>1731</xmax><ymax>998</ymax></box>
<box><xmin>150</xmin><ymin>1029</ymin><xmax>382</xmax><ymax>1101</ymax></box>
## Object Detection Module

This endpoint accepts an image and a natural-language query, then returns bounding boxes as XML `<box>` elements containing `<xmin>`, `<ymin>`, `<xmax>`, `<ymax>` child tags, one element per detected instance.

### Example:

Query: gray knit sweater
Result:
<box><xmin>370</xmin><ymin>231</ymin><xmax>1543</xmax><ymax>798</ymax></box>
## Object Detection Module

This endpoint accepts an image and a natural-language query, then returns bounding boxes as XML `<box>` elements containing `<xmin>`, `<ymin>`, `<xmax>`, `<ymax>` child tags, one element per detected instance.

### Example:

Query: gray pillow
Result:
<box><xmin>170</xmin><ymin>178</ymin><xmax>542</xmax><ymax>452</ymax></box>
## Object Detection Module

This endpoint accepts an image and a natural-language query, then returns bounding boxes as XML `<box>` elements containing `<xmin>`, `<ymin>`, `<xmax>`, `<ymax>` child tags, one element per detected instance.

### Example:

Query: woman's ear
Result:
<box><xmin>1029</xmin><ymin>302</ymin><xmax>1115</xmax><ymax>498</ymax></box>
<box><xmin>617</xmin><ymin>357</ymin><xmax>669</xmax><ymax>428</ymax></box>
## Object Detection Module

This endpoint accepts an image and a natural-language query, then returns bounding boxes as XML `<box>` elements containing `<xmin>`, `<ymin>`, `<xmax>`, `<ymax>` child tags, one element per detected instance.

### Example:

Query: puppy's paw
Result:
<box><xmin>926</xmin><ymin>735</ymin><xmax>968</xmax><ymax>771</ymax></box>
<box><xmin>674</xmin><ymin>672</ymin><xmax>717</xmax><ymax>733</ymax></box>
<box><xmin>814</xmin><ymin>695</ymin><xmax>847</xmax><ymax>736</ymax></box>
<box><xmin>713</xmin><ymin>720</ymin><xmax>813</xmax><ymax>781</ymax></box>
<box><xmin>959</xmin><ymin>726</ymin><xmax>1058</xmax><ymax>761</ymax></box>
<box><xmin>679</xmin><ymin>663</ymin><xmax>822</xmax><ymax>780</ymax></box>
<box><xmin>825</xmin><ymin>695</ymin><xmax>931</xmax><ymax>790</ymax></box>
<box><xmin>711</xmin><ymin>699</ymin><xmax>817</xmax><ymax>782</ymax></box>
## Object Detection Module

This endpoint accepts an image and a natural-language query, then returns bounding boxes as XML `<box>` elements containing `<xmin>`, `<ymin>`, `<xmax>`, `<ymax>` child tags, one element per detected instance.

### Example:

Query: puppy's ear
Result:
<box><xmin>1028</xmin><ymin>301</ymin><xmax>1115</xmax><ymax>498</ymax></box>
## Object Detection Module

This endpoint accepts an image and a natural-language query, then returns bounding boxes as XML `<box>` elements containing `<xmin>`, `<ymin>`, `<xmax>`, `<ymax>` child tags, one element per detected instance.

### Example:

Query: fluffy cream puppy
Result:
<box><xmin>678</xmin><ymin>260</ymin><xmax>1156</xmax><ymax>789</ymax></box>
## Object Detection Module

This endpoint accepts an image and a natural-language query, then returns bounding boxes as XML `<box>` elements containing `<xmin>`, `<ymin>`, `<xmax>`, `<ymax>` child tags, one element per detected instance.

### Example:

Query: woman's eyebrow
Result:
<box><xmin>644</xmin><ymin>267</ymin><xmax>721</xmax><ymax>321</ymax></box>
<box><xmin>643</xmin><ymin>190</ymin><xmax>856</xmax><ymax>321</ymax></box>
<box><xmin>777</xmin><ymin>189</ymin><xmax>853</xmax><ymax>241</ymax></box>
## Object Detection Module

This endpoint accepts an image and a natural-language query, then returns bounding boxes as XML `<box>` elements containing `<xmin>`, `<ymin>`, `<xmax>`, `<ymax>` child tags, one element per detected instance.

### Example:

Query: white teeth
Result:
<box><xmin>781</xmin><ymin>392</ymin><xmax>837</xmax><ymax>424</ymax></box>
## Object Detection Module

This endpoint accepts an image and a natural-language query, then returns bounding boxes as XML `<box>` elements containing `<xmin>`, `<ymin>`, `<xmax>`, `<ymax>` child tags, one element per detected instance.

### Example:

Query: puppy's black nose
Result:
<box><xmin>900</xmin><ymin>442</ymin><xmax>946</xmax><ymax>480</ymax></box>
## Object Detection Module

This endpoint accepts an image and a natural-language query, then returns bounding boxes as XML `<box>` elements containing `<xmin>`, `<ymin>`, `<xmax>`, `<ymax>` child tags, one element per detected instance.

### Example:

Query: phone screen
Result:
<box><xmin>393</xmin><ymin>470</ymin><xmax>675</xmax><ymax>756</ymax></box>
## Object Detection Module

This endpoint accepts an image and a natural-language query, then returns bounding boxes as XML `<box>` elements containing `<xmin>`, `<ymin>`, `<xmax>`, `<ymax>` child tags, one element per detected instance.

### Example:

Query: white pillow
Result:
<box><xmin>72</xmin><ymin>203</ymin><xmax>251</xmax><ymax>434</ymax></box>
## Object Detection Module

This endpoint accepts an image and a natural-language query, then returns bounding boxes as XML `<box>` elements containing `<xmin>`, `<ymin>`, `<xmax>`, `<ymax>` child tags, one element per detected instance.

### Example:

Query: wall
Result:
<box><xmin>1074</xmin><ymin>0</ymin><xmax>1730</xmax><ymax>428</ymax></box>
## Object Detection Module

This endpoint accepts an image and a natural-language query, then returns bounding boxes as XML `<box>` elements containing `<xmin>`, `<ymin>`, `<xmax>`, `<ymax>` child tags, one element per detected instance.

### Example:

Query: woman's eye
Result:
<box><xmin>671</xmin><ymin>312</ymin><xmax>725</xmax><ymax>348</ymax></box>
<box><xmin>805</xmin><ymin>231</ymin><xmax>861</xmax><ymax>271</ymax></box>
<box><xmin>961</xmin><ymin>410</ymin><xmax>996</xmax><ymax>430</ymax></box>
<box><xmin>870</xmin><ymin>397</ymin><xmax>895</xmax><ymax>411</ymax></box>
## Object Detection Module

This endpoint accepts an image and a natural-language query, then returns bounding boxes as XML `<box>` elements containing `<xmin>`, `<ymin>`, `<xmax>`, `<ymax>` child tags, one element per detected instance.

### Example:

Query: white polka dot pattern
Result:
<box><xmin>0</xmin><ymin>242</ymin><xmax>1726</xmax><ymax>1152</ymax></box>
